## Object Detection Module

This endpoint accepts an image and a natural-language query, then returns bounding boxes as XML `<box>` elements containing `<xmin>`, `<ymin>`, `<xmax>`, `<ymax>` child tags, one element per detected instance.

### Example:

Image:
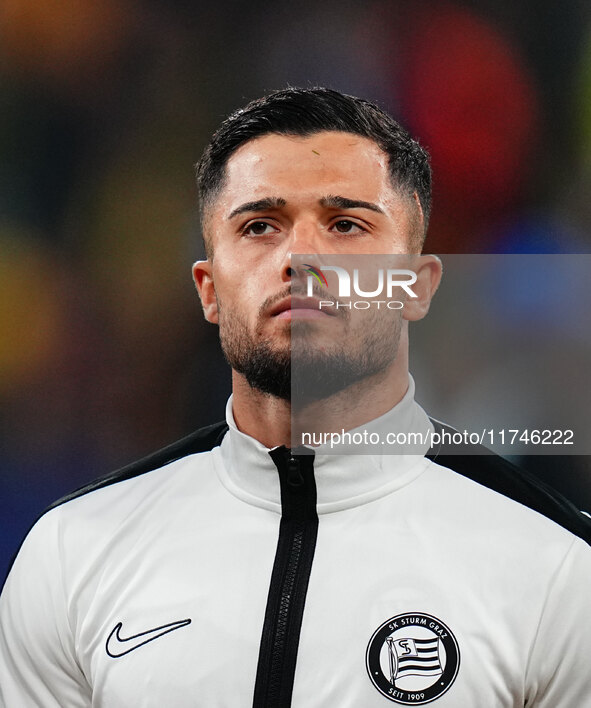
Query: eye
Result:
<box><xmin>242</xmin><ymin>221</ymin><xmax>278</xmax><ymax>237</ymax></box>
<box><xmin>331</xmin><ymin>219</ymin><xmax>367</xmax><ymax>234</ymax></box>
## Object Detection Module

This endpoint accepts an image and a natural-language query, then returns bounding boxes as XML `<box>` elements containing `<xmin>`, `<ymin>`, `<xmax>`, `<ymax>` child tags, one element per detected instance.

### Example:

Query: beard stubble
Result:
<box><xmin>217</xmin><ymin>291</ymin><xmax>403</xmax><ymax>405</ymax></box>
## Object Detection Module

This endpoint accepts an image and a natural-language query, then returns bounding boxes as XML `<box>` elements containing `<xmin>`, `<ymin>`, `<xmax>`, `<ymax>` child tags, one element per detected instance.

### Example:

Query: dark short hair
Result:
<box><xmin>196</xmin><ymin>87</ymin><xmax>432</xmax><ymax>249</ymax></box>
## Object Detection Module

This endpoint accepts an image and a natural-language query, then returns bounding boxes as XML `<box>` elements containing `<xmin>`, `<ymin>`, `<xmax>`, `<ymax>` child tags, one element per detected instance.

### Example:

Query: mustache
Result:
<box><xmin>260</xmin><ymin>284</ymin><xmax>348</xmax><ymax>319</ymax></box>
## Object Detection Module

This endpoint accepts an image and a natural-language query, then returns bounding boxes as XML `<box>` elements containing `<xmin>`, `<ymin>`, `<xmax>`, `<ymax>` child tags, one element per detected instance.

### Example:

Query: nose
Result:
<box><xmin>279</xmin><ymin>221</ymin><xmax>324</xmax><ymax>284</ymax></box>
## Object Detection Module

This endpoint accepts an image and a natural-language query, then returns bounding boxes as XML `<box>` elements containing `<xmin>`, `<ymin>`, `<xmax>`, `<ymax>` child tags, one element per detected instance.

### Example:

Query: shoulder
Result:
<box><xmin>48</xmin><ymin>420</ymin><xmax>229</xmax><ymax>512</ymax></box>
<box><xmin>426</xmin><ymin>418</ymin><xmax>591</xmax><ymax>545</ymax></box>
<box><xmin>3</xmin><ymin>421</ymin><xmax>229</xmax><ymax>585</ymax></box>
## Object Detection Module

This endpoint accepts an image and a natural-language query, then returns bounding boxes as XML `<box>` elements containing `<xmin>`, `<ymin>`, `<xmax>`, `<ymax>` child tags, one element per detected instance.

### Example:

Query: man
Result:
<box><xmin>1</xmin><ymin>88</ymin><xmax>590</xmax><ymax>707</ymax></box>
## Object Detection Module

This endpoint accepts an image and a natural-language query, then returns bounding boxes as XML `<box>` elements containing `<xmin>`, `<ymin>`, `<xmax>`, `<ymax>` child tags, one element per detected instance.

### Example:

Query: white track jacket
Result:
<box><xmin>2</xmin><ymin>387</ymin><xmax>591</xmax><ymax>707</ymax></box>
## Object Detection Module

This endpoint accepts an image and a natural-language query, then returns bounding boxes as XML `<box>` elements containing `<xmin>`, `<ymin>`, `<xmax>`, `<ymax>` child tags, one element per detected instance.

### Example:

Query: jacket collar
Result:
<box><xmin>215</xmin><ymin>376</ymin><xmax>432</xmax><ymax>514</ymax></box>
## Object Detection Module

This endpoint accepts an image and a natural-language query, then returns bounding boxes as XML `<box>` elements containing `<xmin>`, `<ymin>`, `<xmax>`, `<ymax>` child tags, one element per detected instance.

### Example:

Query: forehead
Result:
<box><xmin>216</xmin><ymin>131</ymin><xmax>396</xmax><ymax>210</ymax></box>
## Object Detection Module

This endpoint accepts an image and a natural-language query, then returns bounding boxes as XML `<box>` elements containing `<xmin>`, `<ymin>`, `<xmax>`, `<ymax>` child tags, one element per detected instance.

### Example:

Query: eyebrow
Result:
<box><xmin>228</xmin><ymin>197</ymin><xmax>287</xmax><ymax>220</ymax></box>
<box><xmin>320</xmin><ymin>195</ymin><xmax>384</xmax><ymax>214</ymax></box>
<box><xmin>227</xmin><ymin>194</ymin><xmax>384</xmax><ymax>220</ymax></box>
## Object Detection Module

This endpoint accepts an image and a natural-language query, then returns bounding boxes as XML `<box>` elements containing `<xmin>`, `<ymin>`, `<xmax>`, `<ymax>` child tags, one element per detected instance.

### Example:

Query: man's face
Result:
<box><xmin>194</xmin><ymin>131</ymin><xmax>426</xmax><ymax>402</ymax></box>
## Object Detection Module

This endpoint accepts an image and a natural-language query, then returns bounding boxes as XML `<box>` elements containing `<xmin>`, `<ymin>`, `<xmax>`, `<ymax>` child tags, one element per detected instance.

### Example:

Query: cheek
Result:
<box><xmin>211</xmin><ymin>258</ymin><xmax>239</xmax><ymax>300</ymax></box>
<box><xmin>212</xmin><ymin>249</ymin><xmax>283</xmax><ymax>321</ymax></box>
<box><xmin>213</xmin><ymin>273</ymin><xmax>258</xmax><ymax>325</ymax></box>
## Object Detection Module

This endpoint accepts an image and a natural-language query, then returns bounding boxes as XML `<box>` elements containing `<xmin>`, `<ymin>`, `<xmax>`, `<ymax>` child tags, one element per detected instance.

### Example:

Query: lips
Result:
<box><xmin>269</xmin><ymin>295</ymin><xmax>337</xmax><ymax>318</ymax></box>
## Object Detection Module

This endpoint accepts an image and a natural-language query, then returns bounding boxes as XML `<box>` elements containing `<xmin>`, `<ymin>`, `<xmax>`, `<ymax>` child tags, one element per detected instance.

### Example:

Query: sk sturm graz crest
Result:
<box><xmin>366</xmin><ymin>613</ymin><xmax>460</xmax><ymax>704</ymax></box>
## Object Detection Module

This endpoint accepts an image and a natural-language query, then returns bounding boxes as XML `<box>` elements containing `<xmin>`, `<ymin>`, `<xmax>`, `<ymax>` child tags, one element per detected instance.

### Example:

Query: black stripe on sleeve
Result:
<box><xmin>3</xmin><ymin>421</ymin><xmax>229</xmax><ymax>585</ymax></box>
<box><xmin>427</xmin><ymin>418</ymin><xmax>591</xmax><ymax>545</ymax></box>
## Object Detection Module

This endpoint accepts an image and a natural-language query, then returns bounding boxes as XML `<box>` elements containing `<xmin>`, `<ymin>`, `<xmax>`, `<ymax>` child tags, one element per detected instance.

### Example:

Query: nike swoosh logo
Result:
<box><xmin>106</xmin><ymin>618</ymin><xmax>191</xmax><ymax>658</ymax></box>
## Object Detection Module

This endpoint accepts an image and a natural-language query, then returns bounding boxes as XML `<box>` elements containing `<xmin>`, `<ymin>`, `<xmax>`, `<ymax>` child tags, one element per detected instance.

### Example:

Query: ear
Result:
<box><xmin>402</xmin><ymin>255</ymin><xmax>442</xmax><ymax>322</ymax></box>
<box><xmin>192</xmin><ymin>260</ymin><xmax>219</xmax><ymax>324</ymax></box>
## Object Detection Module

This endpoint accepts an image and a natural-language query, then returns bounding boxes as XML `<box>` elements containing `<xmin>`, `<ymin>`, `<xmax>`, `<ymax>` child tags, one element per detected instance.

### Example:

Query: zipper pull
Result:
<box><xmin>287</xmin><ymin>456</ymin><xmax>304</xmax><ymax>487</ymax></box>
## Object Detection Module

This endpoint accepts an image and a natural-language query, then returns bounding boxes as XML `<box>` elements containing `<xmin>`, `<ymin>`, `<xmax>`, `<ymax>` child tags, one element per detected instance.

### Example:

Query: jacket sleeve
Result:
<box><xmin>525</xmin><ymin>536</ymin><xmax>591</xmax><ymax>706</ymax></box>
<box><xmin>0</xmin><ymin>509</ymin><xmax>91</xmax><ymax>707</ymax></box>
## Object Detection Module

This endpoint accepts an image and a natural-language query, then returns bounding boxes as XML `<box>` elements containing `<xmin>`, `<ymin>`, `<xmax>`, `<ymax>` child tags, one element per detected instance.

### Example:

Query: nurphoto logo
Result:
<box><xmin>303</xmin><ymin>263</ymin><xmax>418</xmax><ymax>310</ymax></box>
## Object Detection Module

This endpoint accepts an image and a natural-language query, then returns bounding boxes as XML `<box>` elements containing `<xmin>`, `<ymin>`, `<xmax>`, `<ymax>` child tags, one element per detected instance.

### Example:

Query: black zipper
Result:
<box><xmin>252</xmin><ymin>447</ymin><xmax>318</xmax><ymax>708</ymax></box>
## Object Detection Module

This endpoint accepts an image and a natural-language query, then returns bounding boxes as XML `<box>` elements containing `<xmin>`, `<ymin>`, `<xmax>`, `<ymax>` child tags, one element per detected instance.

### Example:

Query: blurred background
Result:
<box><xmin>1</xmin><ymin>0</ymin><xmax>591</xmax><ymax>577</ymax></box>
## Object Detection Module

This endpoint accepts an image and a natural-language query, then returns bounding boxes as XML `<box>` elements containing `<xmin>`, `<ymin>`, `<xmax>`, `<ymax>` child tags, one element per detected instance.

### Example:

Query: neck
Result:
<box><xmin>231</xmin><ymin>344</ymin><xmax>410</xmax><ymax>449</ymax></box>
